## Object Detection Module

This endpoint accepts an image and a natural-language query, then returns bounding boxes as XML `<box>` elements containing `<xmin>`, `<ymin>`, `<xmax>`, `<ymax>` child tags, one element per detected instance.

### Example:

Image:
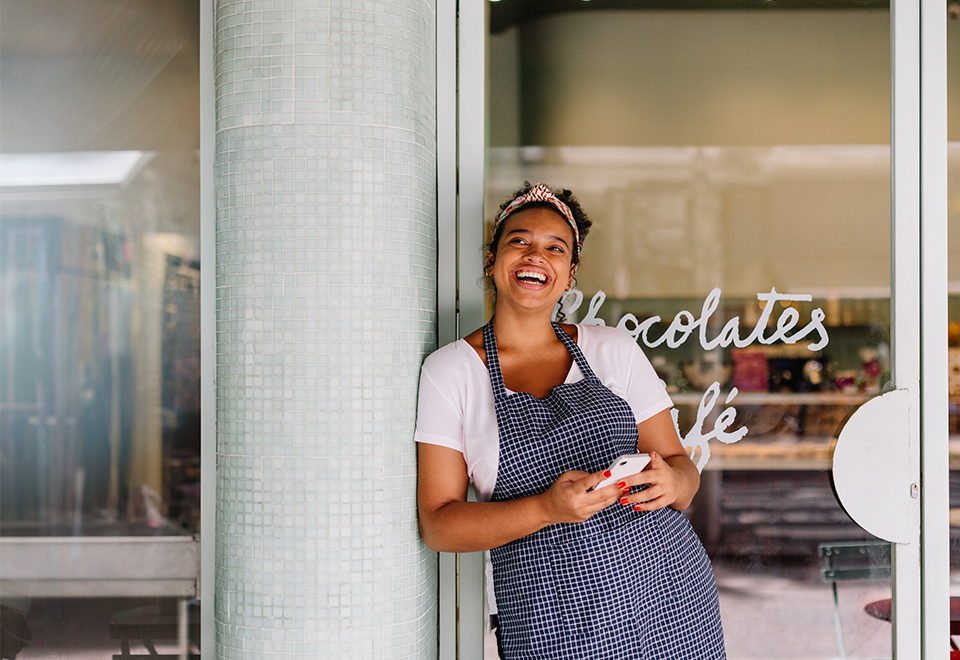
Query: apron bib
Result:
<box><xmin>485</xmin><ymin>321</ymin><xmax>725</xmax><ymax>660</ymax></box>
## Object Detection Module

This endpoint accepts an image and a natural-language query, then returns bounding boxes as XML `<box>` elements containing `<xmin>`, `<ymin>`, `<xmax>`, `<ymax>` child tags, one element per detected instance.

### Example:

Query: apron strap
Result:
<box><xmin>483</xmin><ymin>320</ymin><xmax>509</xmax><ymax>400</ymax></box>
<box><xmin>483</xmin><ymin>320</ymin><xmax>600</xmax><ymax>400</ymax></box>
<box><xmin>551</xmin><ymin>322</ymin><xmax>598</xmax><ymax>381</ymax></box>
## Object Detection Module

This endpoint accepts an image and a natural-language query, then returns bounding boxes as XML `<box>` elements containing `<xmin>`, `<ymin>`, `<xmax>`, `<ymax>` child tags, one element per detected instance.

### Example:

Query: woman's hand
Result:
<box><xmin>626</xmin><ymin>409</ymin><xmax>702</xmax><ymax>511</ymax></box>
<box><xmin>615</xmin><ymin>452</ymin><xmax>687</xmax><ymax>512</ymax></box>
<box><xmin>537</xmin><ymin>470</ymin><xmax>623</xmax><ymax>524</ymax></box>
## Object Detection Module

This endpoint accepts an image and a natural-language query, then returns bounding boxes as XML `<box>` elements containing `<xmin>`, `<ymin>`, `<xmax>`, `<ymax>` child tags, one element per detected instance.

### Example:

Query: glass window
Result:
<box><xmin>0</xmin><ymin>1</ymin><xmax>200</xmax><ymax>655</ymax></box>
<box><xmin>487</xmin><ymin>4</ymin><xmax>894</xmax><ymax>657</ymax></box>
<box><xmin>948</xmin><ymin>0</ymin><xmax>960</xmax><ymax>627</ymax></box>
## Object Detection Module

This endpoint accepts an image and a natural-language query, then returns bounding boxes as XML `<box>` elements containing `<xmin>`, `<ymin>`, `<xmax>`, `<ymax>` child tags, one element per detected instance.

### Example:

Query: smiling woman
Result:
<box><xmin>416</xmin><ymin>183</ymin><xmax>725</xmax><ymax>660</ymax></box>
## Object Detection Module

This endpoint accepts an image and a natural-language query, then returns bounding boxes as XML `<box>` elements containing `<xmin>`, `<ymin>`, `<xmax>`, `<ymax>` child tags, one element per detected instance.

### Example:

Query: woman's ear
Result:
<box><xmin>484</xmin><ymin>252</ymin><xmax>495</xmax><ymax>276</ymax></box>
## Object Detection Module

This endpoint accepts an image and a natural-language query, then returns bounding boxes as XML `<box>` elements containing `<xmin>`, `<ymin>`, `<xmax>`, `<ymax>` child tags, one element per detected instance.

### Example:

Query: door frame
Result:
<box><xmin>911</xmin><ymin>1</ymin><xmax>950</xmax><ymax>657</ymax></box>
<box><xmin>440</xmin><ymin>1</ymin><xmax>951</xmax><ymax>658</ymax></box>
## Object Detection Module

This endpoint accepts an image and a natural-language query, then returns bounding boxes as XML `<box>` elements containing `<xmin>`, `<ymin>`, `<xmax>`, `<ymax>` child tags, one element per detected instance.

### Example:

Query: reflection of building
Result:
<box><xmin>0</xmin><ymin>216</ymin><xmax>200</xmax><ymax>529</ymax></box>
<box><xmin>1</xmin><ymin>217</ymin><xmax>138</xmax><ymax>525</ymax></box>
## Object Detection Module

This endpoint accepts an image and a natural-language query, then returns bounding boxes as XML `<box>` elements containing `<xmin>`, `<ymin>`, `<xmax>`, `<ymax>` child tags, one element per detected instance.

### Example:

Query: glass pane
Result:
<box><xmin>0</xmin><ymin>0</ymin><xmax>200</xmax><ymax>655</ymax></box>
<box><xmin>949</xmin><ymin>7</ymin><xmax>960</xmax><ymax>645</ymax></box>
<box><xmin>487</xmin><ymin>5</ymin><xmax>892</xmax><ymax>658</ymax></box>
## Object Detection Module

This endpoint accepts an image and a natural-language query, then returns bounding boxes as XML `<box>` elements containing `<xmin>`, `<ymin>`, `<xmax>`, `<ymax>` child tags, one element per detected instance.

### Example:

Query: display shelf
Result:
<box><xmin>671</xmin><ymin>391</ymin><xmax>872</xmax><ymax>406</ymax></box>
<box><xmin>701</xmin><ymin>435</ymin><xmax>960</xmax><ymax>471</ymax></box>
<box><xmin>702</xmin><ymin>437</ymin><xmax>834</xmax><ymax>471</ymax></box>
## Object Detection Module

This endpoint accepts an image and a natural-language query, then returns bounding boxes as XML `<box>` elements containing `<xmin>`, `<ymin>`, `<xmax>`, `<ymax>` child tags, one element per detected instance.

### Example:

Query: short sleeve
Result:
<box><xmin>413</xmin><ymin>339</ymin><xmax>502</xmax><ymax>501</ymax></box>
<box><xmin>414</xmin><ymin>349</ymin><xmax>466</xmax><ymax>453</ymax></box>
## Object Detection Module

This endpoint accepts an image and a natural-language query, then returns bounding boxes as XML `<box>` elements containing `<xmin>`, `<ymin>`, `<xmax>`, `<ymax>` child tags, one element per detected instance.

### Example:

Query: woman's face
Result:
<box><xmin>488</xmin><ymin>206</ymin><xmax>577</xmax><ymax>314</ymax></box>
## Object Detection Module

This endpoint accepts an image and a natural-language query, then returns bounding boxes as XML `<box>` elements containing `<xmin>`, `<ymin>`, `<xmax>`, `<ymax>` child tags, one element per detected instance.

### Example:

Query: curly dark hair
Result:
<box><xmin>486</xmin><ymin>182</ymin><xmax>592</xmax><ymax>268</ymax></box>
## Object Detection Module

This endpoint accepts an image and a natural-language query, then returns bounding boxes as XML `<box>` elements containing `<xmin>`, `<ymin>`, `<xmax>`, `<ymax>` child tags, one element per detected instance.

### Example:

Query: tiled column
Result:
<box><xmin>213</xmin><ymin>1</ymin><xmax>438</xmax><ymax>658</ymax></box>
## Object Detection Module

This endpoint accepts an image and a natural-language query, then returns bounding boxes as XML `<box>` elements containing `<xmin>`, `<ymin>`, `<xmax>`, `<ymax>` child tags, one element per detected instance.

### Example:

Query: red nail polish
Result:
<box><xmin>620</xmin><ymin>497</ymin><xmax>629</xmax><ymax>505</ymax></box>
<box><xmin>633</xmin><ymin>505</ymin><xmax>642</xmax><ymax>511</ymax></box>
<box><xmin>617</xmin><ymin>481</ymin><xmax>626</xmax><ymax>489</ymax></box>
<box><xmin>603</xmin><ymin>470</ymin><xmax>612</xmax><ymax>478</ymax></box>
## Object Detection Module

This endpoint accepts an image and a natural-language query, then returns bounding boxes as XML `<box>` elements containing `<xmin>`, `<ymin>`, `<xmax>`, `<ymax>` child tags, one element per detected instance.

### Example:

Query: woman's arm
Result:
<box><xmin>620</xmin><ymin>409</ymin><xmax>700</xmax><ymax>512</ymax></box>
<box><xmin>417</xmin><ymin>443</ymin><xmax>622</xmax><ymax>553</ymax></box>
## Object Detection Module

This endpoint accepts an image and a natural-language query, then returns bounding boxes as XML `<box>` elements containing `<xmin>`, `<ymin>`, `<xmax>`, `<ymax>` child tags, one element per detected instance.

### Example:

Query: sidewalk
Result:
<box><xmin>715</xmin><ymin>559</ymin><xmax>891</xmax><ymax>660</ymax></box>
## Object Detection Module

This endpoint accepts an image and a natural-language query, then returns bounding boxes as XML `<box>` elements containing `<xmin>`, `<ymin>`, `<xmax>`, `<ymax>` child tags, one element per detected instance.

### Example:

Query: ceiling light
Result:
<box><xmin>0</xmin><ymin>151</ymin><xmax>150</xmax><ymax>187</ymax></box>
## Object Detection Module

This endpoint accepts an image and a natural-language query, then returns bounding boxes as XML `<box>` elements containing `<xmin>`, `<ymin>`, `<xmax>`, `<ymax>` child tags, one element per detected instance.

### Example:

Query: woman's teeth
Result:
<box><xmin>516</xmin><ymin>271</ymin><xmax>547</xmax><ymax>284</ymax></box>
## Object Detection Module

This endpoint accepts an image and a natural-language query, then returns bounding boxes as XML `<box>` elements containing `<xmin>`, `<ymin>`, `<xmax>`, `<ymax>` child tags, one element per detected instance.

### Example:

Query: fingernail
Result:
<box><xmin>651</xmin><ymin>452</ymin><xmax>657</xmax><ymax>459</ymax></box>
<box><xmin>620</xmin><ymin>497</ymin><xmax>629</xmax><ymax>505</ymax></box>
<box><xmin>633</xmin><ymin>505</ymin><xmax>642</xmax><ymax>511</ymax></box>
<box><xmin>617</xmin><ymin>481</ymin><xmax>626</xmax><ymax>489</ymax></box>
<box><xmin>603</xmin><ymin>470</ymin><xmax>612</xmax><ymax>478</ymax></box>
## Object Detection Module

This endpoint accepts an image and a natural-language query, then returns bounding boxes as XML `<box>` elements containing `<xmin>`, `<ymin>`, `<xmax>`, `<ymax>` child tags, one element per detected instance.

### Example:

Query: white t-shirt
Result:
<box><xmin>414</xmin><ymin>324</ymin><xmax>674</xmax><ymax>500</ymax></box>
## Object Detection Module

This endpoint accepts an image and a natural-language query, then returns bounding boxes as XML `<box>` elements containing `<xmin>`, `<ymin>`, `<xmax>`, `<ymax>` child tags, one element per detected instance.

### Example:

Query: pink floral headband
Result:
<box><xmin>494</xmin><ymin>183</ymin><xmax>581</xmax><ymax>258</ymax></box>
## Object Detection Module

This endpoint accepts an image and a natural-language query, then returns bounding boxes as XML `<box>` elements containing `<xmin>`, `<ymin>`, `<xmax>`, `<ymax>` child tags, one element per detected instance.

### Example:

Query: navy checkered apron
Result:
<box><xmin>485</xmin><ymin>321</ymin><xmax>725</xmax><ymax>660</ymax></box>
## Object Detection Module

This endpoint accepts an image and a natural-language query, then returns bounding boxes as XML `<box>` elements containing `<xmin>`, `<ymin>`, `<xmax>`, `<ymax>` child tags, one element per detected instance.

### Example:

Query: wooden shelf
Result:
<box><xmin>671</xmin><ymin>391</ymin><xmax>873</xmax><ymax>406</ymax></box>
<box><xmin>702</xmin><ymin>435</ymin><xmax>960</xmax><ymax>471</ymax></box>
<box><xmin>703</xmin><ymin>438</ymin><xmax>833</xmax><ymax>471</ymax></box>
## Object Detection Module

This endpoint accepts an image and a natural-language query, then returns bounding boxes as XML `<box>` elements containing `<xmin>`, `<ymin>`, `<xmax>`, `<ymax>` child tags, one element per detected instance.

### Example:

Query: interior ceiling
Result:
<box><xmin>0</xmin><ymin>0</ymin><xmax>200</xmax><ymax>153</ymax></box>
<box><xmin>0</xmin><ymin>0</ymin><xmax>893</xmax><ymax>149</ymax></box>
<box><xmin>490</xmin><ymin>0</ymin><xmax>890</xmax><ymax>33</ymax></box>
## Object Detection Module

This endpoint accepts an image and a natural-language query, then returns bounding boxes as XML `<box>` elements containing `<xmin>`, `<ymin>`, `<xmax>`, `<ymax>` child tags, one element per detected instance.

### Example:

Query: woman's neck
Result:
<box><xmin>491</xmin><ymin>307</ymin><xmax>561</xmax><ymax>352</ymax></box>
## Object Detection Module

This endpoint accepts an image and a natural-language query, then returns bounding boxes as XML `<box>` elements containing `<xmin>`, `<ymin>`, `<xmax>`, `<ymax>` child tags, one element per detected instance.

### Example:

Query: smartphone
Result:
<box><xmin>591</xmin><ymin>453</ymin><xmax>651</xmax><ymax>491</ymax></box>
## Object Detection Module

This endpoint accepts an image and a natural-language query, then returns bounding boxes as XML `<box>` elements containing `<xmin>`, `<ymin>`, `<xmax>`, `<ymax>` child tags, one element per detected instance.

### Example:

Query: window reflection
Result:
<box><xmin>0</xmin><ymin>0</ymin><xmax>200</xmax><ymax>655</ymax></box>
<box><xmin>0</xmin><ymin>164</ymin><xmax>201</xmax><ymax>532</ymax></box>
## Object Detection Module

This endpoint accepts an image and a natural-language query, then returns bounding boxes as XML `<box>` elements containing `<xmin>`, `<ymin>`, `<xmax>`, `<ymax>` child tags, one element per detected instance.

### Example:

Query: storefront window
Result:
<box><xmin>0</xmin><ymin>1</ymin><xmax>200</xmax><ymax>655</ymax></box>
<box><xmin>948</xmin><ymin>0</ymin><xmax>960</xmax><ymax>631</ymax></box>
<box><xmin>487</xmin><ymin>4</ymin><xmax>895</xmax><ymax>657</ymax></box>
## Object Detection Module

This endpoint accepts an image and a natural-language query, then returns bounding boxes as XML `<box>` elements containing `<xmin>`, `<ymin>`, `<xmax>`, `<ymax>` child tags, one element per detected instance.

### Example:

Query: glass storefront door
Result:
<box><xmin>443</xmin><ymin>1</ymin><xmax>951</xmax><ymax>658</ymax></box>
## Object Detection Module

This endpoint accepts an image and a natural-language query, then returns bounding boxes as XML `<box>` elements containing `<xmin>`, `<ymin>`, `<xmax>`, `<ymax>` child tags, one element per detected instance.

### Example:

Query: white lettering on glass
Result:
<box><xmin>672</xmin><ymin>383</ymin><xmax>749</xmax><ymax>473</ymax></box>
<box><xmin>571</xmin><ymin>287</ymin><xmax>829</xmax><ymax>352</ymax></box>
<box><xmin>564</xmin><ymin>287</ymin><xmax>829</xmax><ymax>471</ymax></box>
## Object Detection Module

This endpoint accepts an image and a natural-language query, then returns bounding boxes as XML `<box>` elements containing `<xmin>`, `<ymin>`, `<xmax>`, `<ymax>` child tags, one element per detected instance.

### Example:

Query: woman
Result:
<box><xmin>416</xmin><ymin>183</ymin><xmax>725</xmax><ymax>659</ymax></box>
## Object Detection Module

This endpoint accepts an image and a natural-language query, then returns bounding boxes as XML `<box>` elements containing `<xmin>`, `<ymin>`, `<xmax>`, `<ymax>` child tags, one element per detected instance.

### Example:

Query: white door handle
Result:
<box><xmin>831</xmin><ymin>389</ymin><xmax>914</xmax><ymax>544</ymax></box>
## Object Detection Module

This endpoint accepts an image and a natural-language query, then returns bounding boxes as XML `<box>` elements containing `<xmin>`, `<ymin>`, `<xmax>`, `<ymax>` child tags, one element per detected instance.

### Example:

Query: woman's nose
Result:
<box><xmin>524</xmin><ymin>243</ymin><xmax>547</xmax><ymax>260</ymax></box>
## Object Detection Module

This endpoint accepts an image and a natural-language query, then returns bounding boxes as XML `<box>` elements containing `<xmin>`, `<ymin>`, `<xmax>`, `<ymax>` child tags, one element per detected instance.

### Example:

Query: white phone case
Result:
<box><xmin>593</xmin><ymin>453</ymin><xmax>651</xmax><ymax>490</ymax></box>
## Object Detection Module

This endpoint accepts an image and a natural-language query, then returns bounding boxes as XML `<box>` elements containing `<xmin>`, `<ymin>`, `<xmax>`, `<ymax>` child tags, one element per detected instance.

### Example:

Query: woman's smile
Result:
<box><xmin>514</xmin><ymin>268</ymin><xmax>549</xmax><ymax>287</ymax></box>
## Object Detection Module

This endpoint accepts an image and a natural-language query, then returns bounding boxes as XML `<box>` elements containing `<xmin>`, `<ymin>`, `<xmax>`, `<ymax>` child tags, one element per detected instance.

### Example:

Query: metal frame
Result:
<box><xmin>451</xmin><ymin>1</ymin><xmax>488</xmax><ymax>658</ymax></box>
<box><xmin>890</xmin><ymin>2</ymin><xmax>923</xmax><ymax>655</ymax></box>
<box><xmin>0</xmin><ymin>536</ymin><xmax>198</xmax><ymax>598</ymax></box>
<box><xmin>892</xmin><ymin>0</ymin><xmax>950</xmax><ymax>657</ymax></box>
<box><xmin>199</xmin><ymin>0</ymin><xmax>215</xmax><ymax>657</ymax></box>
<box><xmin>917</xmin><ymin>0</ymin><xmax>950</xmax><ymax>656</ymax></box>
<box><xmin>437</xmin><ymin>1</ymin><xmax>459</xmax><ymax>657</ymax></box>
